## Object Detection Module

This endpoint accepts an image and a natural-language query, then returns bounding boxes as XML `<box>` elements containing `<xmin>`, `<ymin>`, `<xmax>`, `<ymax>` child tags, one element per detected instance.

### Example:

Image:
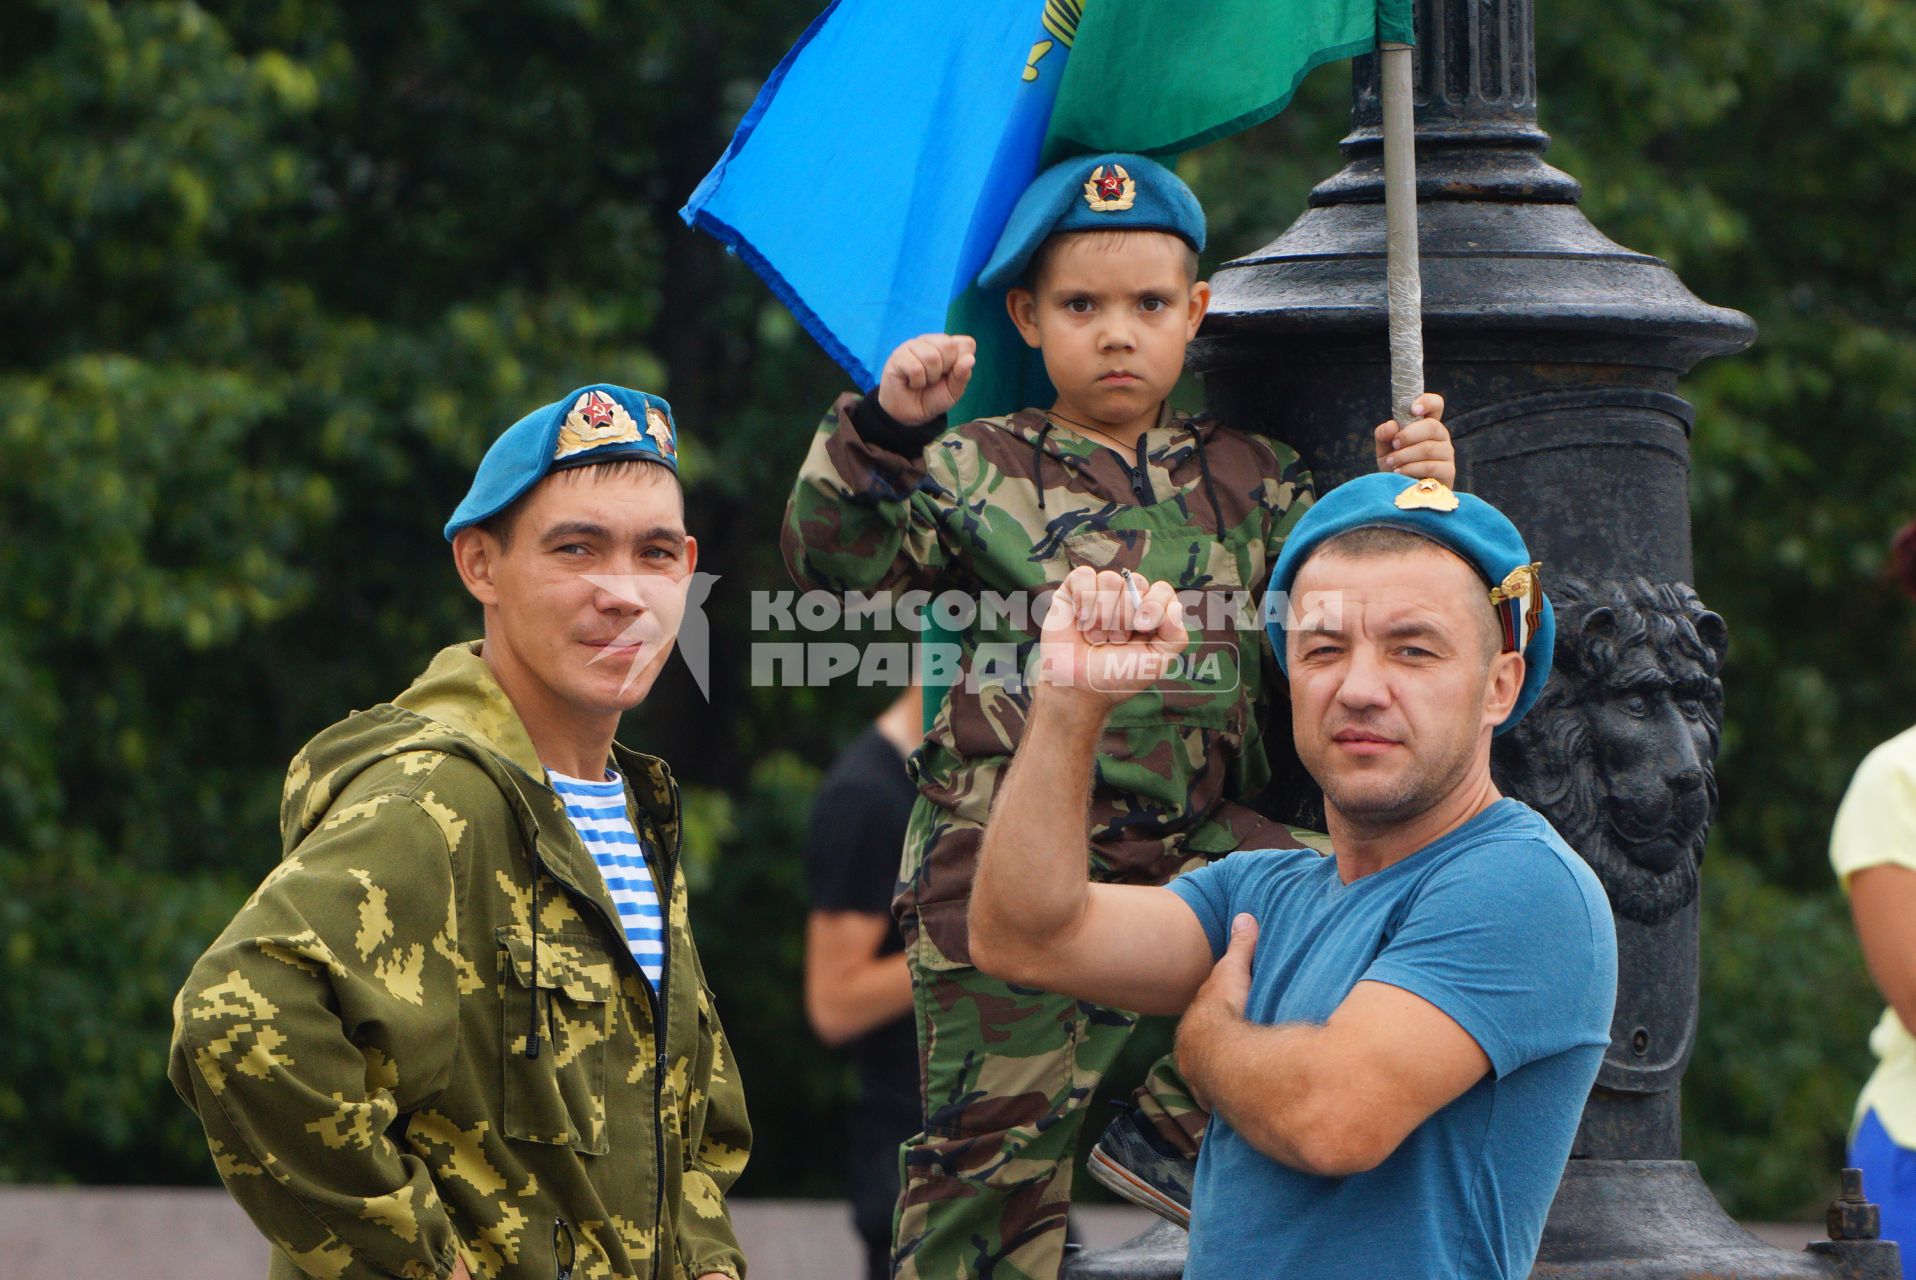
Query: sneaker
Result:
<box><xmin>1086</xmin><ymin>1106</ymin><xmax>1195</xmax><ymax>1230</ymax></box>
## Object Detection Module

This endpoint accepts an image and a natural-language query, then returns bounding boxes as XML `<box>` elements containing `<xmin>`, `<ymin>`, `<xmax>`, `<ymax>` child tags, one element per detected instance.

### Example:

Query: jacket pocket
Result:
<box><xmin>677</xmin><ymin>980</ymin><xmax>719</xmax><ymax>1147</ymax></box>
<box><xmin>498</xmin><ymin>927</ymin><xmax>614</xmax><ymax>1154</ymax></box>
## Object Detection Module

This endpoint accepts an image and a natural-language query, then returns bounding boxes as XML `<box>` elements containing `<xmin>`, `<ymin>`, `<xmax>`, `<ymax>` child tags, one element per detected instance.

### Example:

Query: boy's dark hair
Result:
<box><xmin>478</xmin><ymin>457</ymin><xmax>682</xmax><ymax>548</ymax></box>
<box><xmin>1024</xmin><ymin>228</ymin><xmax>1201</xmax><ymax>292</ymax></box>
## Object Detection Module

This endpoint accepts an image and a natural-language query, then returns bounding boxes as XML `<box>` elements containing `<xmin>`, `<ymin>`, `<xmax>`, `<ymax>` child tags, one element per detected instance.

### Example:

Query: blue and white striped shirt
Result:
<box><xmin>548</xmin><ymin>769</ymin><xmax>664</xmax><ymax>987</ymax></box>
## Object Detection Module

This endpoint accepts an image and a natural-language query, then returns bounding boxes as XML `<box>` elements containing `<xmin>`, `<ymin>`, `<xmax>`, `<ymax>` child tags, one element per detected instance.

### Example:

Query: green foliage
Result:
<box><xmin>0</xmin><ymin>0</ymin><xmax>848</xmax><ymax>1187</ymax></box>
<box><xmin>0</xmin><ymin>842</ymin><xmax>246</xmax><ymax>1180</ymax></box>
<box><xmin>1</xmin><ymin>0</ymin><xmax>1910</xmax><ymax>1224</ymax></box>
<box><xmin>1687</xmin><ymin>852</ymin><xmax>1880</xmax><ymax>1218</ymax></box>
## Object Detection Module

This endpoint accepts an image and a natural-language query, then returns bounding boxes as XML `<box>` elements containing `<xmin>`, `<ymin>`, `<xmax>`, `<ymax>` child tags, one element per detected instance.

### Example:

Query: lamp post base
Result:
<box><xmin>1537</xmin><ymin>1160</ymin><xmax>1901</xmax><ymax>1280</ymax></box>
<box><xmin>1060</xmin><ymin>1221</ymin><xmax>1186</xmax><ymax>1280</ymax></box>
<box><xmin>1060</xmin><ymin>1162</ymin><xmax>1901</xmax><ymax>1279</ymax></box>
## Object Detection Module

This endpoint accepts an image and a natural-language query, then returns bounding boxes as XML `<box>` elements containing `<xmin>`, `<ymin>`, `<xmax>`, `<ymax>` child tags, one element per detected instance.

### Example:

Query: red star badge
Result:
<box><xmin>576</xmin><ymin>392</ymin><xmax>616</xmax><ymax>430</ymax></box>
<box><xmin>1096</xmin><ymin>170</ymin><xmax>1125</xmax><ymax>201</ymax></box>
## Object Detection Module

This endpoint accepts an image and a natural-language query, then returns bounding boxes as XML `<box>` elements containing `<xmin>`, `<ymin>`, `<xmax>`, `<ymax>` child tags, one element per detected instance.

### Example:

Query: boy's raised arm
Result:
<box><xmin>779</xmin><ymin>334</ymin><xmax>975</xmax><ymax>596</ymax></box>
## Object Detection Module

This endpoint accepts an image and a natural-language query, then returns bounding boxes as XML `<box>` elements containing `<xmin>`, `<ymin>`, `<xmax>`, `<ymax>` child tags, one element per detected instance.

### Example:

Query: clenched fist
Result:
<box><xmin>1032</xmin><ymin>566</ymin><xmax>1188</xmax><ymax>714</ymax></box>
<box><xmin>876</xmin><ymin>333</ymin><xmax>978</xmax><ymax>426</ymax></box>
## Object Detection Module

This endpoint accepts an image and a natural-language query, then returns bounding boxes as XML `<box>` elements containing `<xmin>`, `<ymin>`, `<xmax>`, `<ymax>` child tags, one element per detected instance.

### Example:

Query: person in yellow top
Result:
<box><xmin>1832</xmin><ymin>518</ymin><xmax>1916</xmax><ymax>1280</ymax></box>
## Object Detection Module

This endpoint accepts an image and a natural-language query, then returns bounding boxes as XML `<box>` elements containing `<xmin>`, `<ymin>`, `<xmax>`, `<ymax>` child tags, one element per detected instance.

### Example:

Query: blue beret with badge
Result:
<box><xmin>444</xmin><ymin>384</ymin><xmax>679</xmax><ymax>540</ymax></box>
<box><xmin>976</xmin><ymin>152</ymin><xmax>1206</xmax><ymax>292</ymax></box>
<box><xmin>1263</xmin><ymin>473</ymin><xmax>1555</xmax><ymax>733</ymax></box>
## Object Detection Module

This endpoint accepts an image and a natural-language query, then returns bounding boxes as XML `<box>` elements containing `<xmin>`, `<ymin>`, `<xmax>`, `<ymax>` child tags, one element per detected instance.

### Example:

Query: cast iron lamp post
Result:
<box><xmin>1065</xmin><ymin>1</ymin><xmax>1897</xmax><ymax>1275</ymax></box>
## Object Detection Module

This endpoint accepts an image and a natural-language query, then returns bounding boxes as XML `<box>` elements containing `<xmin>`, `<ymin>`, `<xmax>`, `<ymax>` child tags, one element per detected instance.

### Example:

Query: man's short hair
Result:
<box><xmin>1314</xmin><ymin>525</ymin><xmax>1503</xmax><ymax>659</ymax></box>
<box><xmin>478</xmin><ymin>457</ymin><xmax>682</xmax><ymax>548</ymax></box>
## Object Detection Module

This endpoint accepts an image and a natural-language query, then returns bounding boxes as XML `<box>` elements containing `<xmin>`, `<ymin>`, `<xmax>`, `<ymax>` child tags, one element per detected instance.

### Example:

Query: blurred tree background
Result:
<box><xmin>0</xmin><ymin>0</ymin><xmax>1910</xmax><ymax>1219</ymax></box>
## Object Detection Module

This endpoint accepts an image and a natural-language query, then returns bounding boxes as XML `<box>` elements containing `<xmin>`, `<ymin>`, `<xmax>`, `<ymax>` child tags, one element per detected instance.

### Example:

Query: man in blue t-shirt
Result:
<box><xmin>969</xmin><ymin>474</ymin><xmax>1617</xmax><ymax>1279</ymax></box>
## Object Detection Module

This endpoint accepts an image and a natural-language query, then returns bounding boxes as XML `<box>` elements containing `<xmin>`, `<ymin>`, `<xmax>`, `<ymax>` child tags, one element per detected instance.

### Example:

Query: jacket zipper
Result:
<box><xmin>1107</xmin><ymin>447</ymin><xmax>1154</xmax><ymax>504</ymax></box>
<box><xmin>642</xmin><ymin>774</ymin><xmax>680</xmax><ymax>1280</ymax></box>
<box><xmin>1126</xmin><ymin>457</ymin><xmax>1154</xmax><ymax>505</ymax></box>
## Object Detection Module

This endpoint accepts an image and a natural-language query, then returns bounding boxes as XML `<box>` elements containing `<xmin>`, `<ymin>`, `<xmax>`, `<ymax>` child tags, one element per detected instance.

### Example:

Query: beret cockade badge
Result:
<box><xmin>555</xmin><ymin>390</ymin><xmax>644</xmax><ymax>461</ymax></box>
<box><xmin>1393</xmin><ymin>477</ymin><xmax>1460</xmax><ymax>512</ymax></box>
<box><xmin>1082</xmin><ymin>163</ymin><xmax>1137</xmax><ymax>213</ymax></box>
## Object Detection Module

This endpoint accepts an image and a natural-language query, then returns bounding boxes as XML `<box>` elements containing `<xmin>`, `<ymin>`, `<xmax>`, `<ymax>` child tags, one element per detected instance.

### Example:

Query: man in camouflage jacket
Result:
<box><xmin>171</xmin><ymin>385</ymin><xmax>749</xmax><ymax>1280</ymax></box>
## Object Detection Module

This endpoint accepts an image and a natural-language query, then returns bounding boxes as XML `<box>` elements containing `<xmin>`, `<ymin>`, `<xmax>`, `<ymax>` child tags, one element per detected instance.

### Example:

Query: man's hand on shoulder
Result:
<box><xmin>1374</xmin><ymin>391</ymin><xmax>1455</xmax><ymax>487</ymax></box>
<box><xmin>1032</xmin><ymin>565</ymin><xmax>1187</xmax><ymax>726</ymax></box>
<box><xmin>877</xmin><ymin>333</ymin><xmax>977</xmax><ymax>426</ymax></box>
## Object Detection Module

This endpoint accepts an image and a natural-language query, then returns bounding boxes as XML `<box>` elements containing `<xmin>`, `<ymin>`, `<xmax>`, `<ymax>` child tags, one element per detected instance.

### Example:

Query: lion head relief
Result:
<box><xmin>1492</xmin><ymin>575</ymin><xmax>1728</xmax><ymax>925</ymax></box>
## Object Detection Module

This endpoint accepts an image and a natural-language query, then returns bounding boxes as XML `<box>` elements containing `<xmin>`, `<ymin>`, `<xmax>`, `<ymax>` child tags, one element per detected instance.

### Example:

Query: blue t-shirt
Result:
<box><xmin>1167</xmin><ymin>799</ymin><xmax>1617</xmax><ymax>1280</ymax></box>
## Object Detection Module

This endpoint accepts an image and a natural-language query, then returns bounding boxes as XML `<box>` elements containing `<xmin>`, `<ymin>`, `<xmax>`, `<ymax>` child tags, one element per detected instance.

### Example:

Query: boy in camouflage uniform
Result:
<box><xmin>171</xmin><ymin>385</ymin><xmax>750</xmax><ymax>1280</ymax></box>
<box><xmin>782</xmin><ymin>154</ymin><xmax>1454</xmax><ymax>1278</ymax></box>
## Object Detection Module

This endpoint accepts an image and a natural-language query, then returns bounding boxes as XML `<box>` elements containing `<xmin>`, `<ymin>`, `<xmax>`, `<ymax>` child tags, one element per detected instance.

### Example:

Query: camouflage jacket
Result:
<box><xmin>169</xmin><ymin>642</ymin><xmax>750</xmax><ymax>1280</ymax></box>
<box><xmin>783</xmin><ymin>396</ymin><xmax>1313</xmax><ymax>959</ymax></box>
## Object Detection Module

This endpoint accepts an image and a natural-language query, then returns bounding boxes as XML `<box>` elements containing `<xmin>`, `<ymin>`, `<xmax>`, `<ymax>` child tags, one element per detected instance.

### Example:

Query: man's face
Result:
<box><xmin>457</xmin><ymin>464</ymin><xmax>696</xmax><ymax>719</ymax></box>
<box><xmin>1287</xmin><ymin>545</ymin><xmax>1517</xmax><ymax>830</ymax></box>
<box><xmin>1007</xmin><ymin>230</ymin><xmax>1207</xmax><ymax>429</ymax></box>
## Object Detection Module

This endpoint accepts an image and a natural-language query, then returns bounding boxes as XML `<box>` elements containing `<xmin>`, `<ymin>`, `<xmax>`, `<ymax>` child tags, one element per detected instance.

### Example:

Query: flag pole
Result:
<box><xmin>1379</xmin><ymin>41</ymin><xmax>1422</xmax><ymax>427</ymax></box>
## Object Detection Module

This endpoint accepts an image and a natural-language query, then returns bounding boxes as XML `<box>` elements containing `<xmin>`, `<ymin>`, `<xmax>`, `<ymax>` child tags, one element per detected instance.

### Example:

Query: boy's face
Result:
<box><xmin>1006</xmin><ymin>230</ymin><xmax>1209</xmax><ymax>432</ymax></box>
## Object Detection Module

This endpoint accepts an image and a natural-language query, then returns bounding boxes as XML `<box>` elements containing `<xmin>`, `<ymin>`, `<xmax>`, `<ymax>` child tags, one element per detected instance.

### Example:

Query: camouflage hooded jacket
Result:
<box><xmin>783</xmin><ymin>397</ymin><xmax>1313</xmax><ymax>960</ymax></box>
<box><xmin>169</xmin><ymin>642</ymin><xmax>750</xmax><ymax>1280</ymax></box>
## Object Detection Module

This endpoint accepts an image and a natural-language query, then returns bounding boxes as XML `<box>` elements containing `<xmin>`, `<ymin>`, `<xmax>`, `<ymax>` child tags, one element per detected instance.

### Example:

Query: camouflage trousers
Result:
<box><xmin>890</xmin><ymin>921</ymin><xmax>1208</xmax><ymax>1280</ymax></box>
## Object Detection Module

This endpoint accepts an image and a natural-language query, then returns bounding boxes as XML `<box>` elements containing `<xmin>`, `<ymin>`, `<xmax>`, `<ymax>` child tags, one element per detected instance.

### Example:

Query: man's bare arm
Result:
<box><xmin>804</xmin><ymin>910</ymin><xmax>913</xmax><ymax>1045</ymax></box>
<box><xmin>1176</xmin><ymin>916</ymin><xmax>1490</xmax><ymax>1177</ymax></box>
<box><xmin>968</xmin><ymin>567</ymin><xmax>1215</xmax><ymax>1016</ymax></box>
<box><xmin>969</xmin><ymin>688</ymin><xmax>1213</xmax><ymax>1014</ymax></box>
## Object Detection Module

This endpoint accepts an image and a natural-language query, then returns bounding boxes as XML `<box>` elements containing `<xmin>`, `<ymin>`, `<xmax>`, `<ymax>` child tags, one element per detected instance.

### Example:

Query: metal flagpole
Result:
<box><xmin>1379</xmin><ymin>41</ymin><xmax>1423</xmax><ymax>426</ymax></box>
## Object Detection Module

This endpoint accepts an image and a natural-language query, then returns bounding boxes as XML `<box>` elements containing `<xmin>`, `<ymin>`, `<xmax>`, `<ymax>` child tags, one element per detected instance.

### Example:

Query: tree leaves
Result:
<box><xmin>3</xmin><ymin>0</ymin><xmax>1909</xmax><ymax>1217</ymax></box>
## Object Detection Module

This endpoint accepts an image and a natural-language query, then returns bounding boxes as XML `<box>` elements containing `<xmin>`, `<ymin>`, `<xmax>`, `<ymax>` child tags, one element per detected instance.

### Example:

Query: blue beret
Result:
<box><xmin>1264</xmin><ymin>473</ymin><xmax>1555</xmax><ymax>734</ymax></box>
<box><xmin>444</xmin><ymin>384</ymin><xmax>679</xmax><ymax>540</ymax></box>
<box><xmin>976</xmin><ymin>153</ymin><xmax>1205</xmax><ymax>292</ymax></box>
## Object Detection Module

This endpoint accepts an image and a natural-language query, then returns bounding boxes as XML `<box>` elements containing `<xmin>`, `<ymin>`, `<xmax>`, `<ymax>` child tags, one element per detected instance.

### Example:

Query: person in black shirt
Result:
<box><xmin>805</xmin><ymin>684</ymin><xmax>922</xmax><ymax>1280</ymax></box>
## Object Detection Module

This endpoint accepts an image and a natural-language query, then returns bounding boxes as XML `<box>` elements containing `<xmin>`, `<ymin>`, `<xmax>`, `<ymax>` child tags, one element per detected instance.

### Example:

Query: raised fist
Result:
<box><xmin>876</xmin><ymin>333</ymin><xmax>977</xmax><ymax>426</ymax></box>
<box><xmin>1033</xmin><ymin>565</ymin><xmax>1188</xmax><ymax>712</ymax></box>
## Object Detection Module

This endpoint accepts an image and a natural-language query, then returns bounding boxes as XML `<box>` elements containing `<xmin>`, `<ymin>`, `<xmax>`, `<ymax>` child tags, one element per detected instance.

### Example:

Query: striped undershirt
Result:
<box><xmin>547</xmin><ymin>769</ymin><xmax>664</xmax><ymax>986</ymax></box>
